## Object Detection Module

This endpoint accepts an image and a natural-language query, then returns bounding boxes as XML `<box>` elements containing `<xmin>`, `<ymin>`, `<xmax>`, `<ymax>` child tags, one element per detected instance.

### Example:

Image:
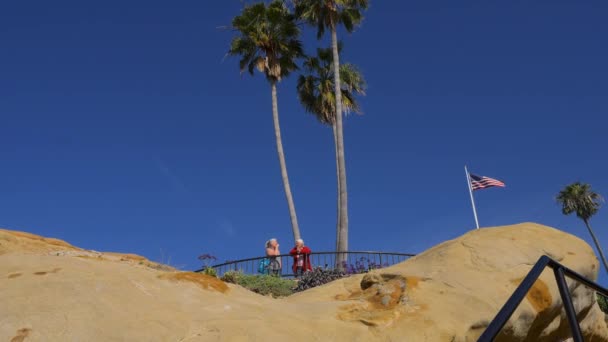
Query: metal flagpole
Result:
<box><xmin>465</xmin><ymin>166</ymin><xmax>480</xmax><ymax>229</ymax></box>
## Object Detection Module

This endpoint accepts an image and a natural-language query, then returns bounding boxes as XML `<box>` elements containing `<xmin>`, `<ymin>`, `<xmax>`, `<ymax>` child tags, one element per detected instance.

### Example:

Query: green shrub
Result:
<box><xmin>235</xmin><ymin>274</ymin><xmax>296</xmax><ymax>298</ymax></box>
<box><xmin>202</xmin><ymin>267</ymin><xmax>217</xmax><ymax>278</ymax></box>
<box><xmin>597</xmin><ymin>293</ymin><xmax>608</xmax><ymax>314</ymax></box>
<box><xmin>220</xmin><ymin>270</ymin><xmax>242</xmax><ymax>284</ymax></box>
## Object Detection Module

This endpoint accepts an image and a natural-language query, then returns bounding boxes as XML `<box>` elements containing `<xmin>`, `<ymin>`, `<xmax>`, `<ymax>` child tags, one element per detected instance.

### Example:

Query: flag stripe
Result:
<box><xmin>469</xmin><ymin>173</ymin><xmax>505</xmax><ymax>191</ymax></box>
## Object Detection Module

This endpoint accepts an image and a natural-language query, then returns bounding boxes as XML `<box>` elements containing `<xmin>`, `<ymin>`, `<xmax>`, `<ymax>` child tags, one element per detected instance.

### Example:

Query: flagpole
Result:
<box><xmin>465</xmin><ymin>166</ymin><xmax>480</xmax><ymax>229</ymax></box>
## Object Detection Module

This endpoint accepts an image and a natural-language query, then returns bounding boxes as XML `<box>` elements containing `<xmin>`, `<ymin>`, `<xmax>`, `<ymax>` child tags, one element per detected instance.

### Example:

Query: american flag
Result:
<box><xmin>469</xmin><ymin>173</ymin><xmax>505</xmax><ymax>191</ymax></box>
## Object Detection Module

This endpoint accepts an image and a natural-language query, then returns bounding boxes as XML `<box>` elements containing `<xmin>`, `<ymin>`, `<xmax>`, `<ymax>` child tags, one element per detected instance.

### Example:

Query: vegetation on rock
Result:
<box><xmin>222</xmin><ymin>271</ymin><xmax>296</xmax><ymax>297</ymax></box>
<box><xmin>202</xmin><ymin>267</ymin><xmax>217</xmax><ymax>278</ymax></box>
<box><xmin>294</xmin><ymin>267</ymin><xmax>347</xmax><ymax>292</ymax></box>
<box><xmin>597</xmin><ymin>293</ymin><xmax>608</xmax><ymax>314</ymax></box>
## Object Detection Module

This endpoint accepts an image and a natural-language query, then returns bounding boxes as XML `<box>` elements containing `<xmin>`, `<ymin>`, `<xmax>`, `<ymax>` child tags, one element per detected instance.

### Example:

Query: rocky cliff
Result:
<box><xmin>1</xmin><ymin>223</ymin><xmax>606</xmax><ymax>341</ymax></box>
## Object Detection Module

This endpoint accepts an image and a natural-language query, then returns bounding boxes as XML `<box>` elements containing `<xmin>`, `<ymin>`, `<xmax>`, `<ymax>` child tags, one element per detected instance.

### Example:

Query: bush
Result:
<box><xmin>597</xmin><ymin>293</ymin><xmax>608</xmax><ymax>314</ymax></box>
<box><xmin>202</xmin><ymin>267</ymin><xmax>217</xmax><ymax>278</ymax></box>
<box><xmin>198</xmin><ymin>253</ymin><xmax>218</xmax><ymax>273</ymax></box>
<box><xmin>235</xmin><ymin>274</ymin><xmax>296</xmax><ymax>298</ymax></box>
<box><xmin>294</xmin><ymin>267</ymin><xmax>348</xmax><ymax>293</ymax></box>
<box><xmin>220</xmin><ymin>270</ymin><xmax>242</xmax><ymax>284</ymax></box>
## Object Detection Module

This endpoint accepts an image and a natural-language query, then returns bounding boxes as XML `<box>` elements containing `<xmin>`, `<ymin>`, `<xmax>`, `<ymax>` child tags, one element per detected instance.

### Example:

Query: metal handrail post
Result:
<box><xmin>478</xmin><ymin>255</ymin><xmax>551</xmax><ymax>341</ymax></box>
<box><xmin>554</xmin><ymin>267</ymin><xmax>583</xmax><ymax>342</ymax></box>
<box><xmin>481</xmin><ymin>255</ymin><xmax>608</xmax><ymax>341</ymax></box>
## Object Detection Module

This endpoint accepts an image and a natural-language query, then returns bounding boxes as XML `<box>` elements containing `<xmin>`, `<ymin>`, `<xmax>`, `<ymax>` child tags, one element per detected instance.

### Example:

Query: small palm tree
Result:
<box><xmin>295</xmin><ymin>0</ymin><xmax>369</xmax><ymax>257</ymax></box>
<box><xmin>296</xmin><ymin>47</ymin><xmax>365</xmax><ymax>252</ymax></box>
<box><xmin>228</xmin><ymin>1</ymin><xmax>304</xmax><ymax>241</ymax></box>
<box><xmin>556</xmin><ymin>182</ymin><xmax>607</xmax><ymax>274</ymax></box>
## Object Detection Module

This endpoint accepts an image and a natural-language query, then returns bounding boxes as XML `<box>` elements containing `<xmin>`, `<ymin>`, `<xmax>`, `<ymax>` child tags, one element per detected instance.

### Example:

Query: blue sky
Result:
<box><xmin>1</xmin><ymin>1</ymin><xmax>607</xmax><ymax>282</ymax></box>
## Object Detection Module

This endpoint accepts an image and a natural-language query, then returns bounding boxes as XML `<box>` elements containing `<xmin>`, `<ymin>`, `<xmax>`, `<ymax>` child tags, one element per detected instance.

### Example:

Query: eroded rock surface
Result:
<box><xmin>288</xmin><ymin>223</ymin><xmax>608</xmax><ymax>341</ymax></box>
<box><xmin>2</xmin><ymin>223</ymin><xmax>607</xmax><ymax>341</ymax></box>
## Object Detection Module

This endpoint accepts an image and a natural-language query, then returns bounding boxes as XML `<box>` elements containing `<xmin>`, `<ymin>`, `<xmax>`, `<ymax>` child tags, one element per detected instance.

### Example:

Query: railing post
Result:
<box><xmin>554</xmin><ymin>266</ymin><xmax>584</xmax><ymax>342</ymax></box>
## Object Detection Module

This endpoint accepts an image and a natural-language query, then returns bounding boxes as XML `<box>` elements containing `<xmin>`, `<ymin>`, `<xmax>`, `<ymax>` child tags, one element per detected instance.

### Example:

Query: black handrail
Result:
<box><xmin>479</xmin><ymin>255</ymin><xmax>608</xmax><ymax>341</ymax></box>
<box><xmin>195</xmin><ymin>251</ymin><xmax>415</xmax><ymax>276</ymax></box>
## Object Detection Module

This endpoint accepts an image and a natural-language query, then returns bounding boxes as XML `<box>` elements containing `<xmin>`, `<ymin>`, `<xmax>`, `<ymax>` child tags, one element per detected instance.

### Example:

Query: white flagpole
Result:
<box><xmin>465</xmin><ymin>166</ymin><xmax>480</xmax><ymax>229</ymax></box>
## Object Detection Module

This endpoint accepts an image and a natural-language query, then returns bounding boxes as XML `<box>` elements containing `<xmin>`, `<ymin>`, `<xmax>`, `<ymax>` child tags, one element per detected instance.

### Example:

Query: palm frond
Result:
<box><xmin>556</xmin><ymin>182</ymin><xmax>604</xmax><ymax>221</ymax></box>
<box><xmin>296</xmin><ymin>47</ymin><xmax>366</xmax><ymax>125</ymax></box>
<box><xmin>294</xmin><ymin>0</ymin><xmax>368</xmax><ymax>37</ymax></box>
<box><xmin>228</xmin><ymin>0</ymin><xmax>304</xmax><ymax>82</ymax></box>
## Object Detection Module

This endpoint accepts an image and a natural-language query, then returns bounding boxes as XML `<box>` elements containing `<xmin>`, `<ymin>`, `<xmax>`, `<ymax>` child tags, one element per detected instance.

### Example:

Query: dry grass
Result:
<box><xmin>2</xmin><ymin>230</ymin><xmax>76</xmax><ymax>249</ymax></box>
<box><xmin>158</xmin><ymin>272</ymin><xmax>229</xmax><ymax>294</ymax></box>
<box><xmin>4</xmin><ymin>230</ymin><xmax>48</xmax><ymax>241</ymax></box>
<box><xmin>0</xmin><ymin>229</ymin><xmax>78</xmax><ymax>256</ymax></box>
<box><xmin>104</xmin><ymin>252</ymin><xmax>147</xmax><ymax>262</ymax></box>
<box><xmin>145</xmin><ymin>262</ymin><xmax>176</xmax><ymax>272</ymax></box>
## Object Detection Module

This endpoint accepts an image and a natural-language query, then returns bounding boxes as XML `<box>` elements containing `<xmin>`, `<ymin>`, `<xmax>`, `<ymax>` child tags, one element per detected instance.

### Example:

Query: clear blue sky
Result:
<box><xmin>1</xmin><ymin>1</ymin><xmax>607</xmax><ymax>281</ymax></box>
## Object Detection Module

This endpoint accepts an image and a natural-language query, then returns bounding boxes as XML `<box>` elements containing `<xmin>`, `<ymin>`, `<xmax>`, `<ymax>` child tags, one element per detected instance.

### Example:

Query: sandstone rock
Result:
<box><xmin>1</xmin><ymin>223</ymin><xmax>607</xmax><ymax>341</ymax></box>
<box><xmin>288</xmin><ymin>222</ymin><xmax>608</xmax><ymax>341</ymax></box>
<box><xmin>0</xmin><ymin>228</ymin><xmax>366</xmax><ymax>341</ymax></box>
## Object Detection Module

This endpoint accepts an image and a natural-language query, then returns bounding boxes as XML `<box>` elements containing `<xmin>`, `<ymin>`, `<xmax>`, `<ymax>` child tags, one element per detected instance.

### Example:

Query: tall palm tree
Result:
<box><xmin>556</xmin><ymin>182</ymin><xmax>607</xmax><ymax>274</ymax></box>
<box><xmin>229</xmin><ymin>1</ymin><xmax>304</xmax><ymax>241</ymax></box>
<box><xmin>295</xmin><ymin>0</ymin><xmax>369</xmax><ymax>256</ymax></box>
<box><xmin>296</xmin><ymin>47</ymin><xmax>366</xmax><ymax>254</ymax></box>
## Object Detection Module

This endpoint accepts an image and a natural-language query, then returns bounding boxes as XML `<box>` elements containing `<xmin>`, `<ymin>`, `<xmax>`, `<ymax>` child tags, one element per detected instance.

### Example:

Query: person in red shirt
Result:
<box><xmin>289</xmin><ymin>239</ymin><xmax>312</xmax><ymax>277</ymax></box>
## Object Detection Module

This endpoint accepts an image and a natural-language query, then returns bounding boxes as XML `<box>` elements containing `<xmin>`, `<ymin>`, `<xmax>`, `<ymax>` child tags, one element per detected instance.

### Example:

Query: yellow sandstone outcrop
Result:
<box><xmin>1</xmin><ymin>223</ymin><xmax>606</xmax><ymax>341</ymax></box>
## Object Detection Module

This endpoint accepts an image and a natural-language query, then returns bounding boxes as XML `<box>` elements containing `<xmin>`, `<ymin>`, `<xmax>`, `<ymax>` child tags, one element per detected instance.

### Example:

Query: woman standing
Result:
<box><xmin>265</xmin><ymin>238</ymin><xmax>282</xmax><ymax>276</ymax></box>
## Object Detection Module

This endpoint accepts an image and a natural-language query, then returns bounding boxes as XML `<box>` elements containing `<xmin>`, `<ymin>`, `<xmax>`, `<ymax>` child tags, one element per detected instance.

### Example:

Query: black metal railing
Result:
<box><xmin>479</xmin><ymin>255</ymin><xmax>608</xmax><ymax>342</ymax></box>
<box><xmin>195</xmin><ymin>251</ymin><xmax>415</xmax><ymax>277</ymax></box>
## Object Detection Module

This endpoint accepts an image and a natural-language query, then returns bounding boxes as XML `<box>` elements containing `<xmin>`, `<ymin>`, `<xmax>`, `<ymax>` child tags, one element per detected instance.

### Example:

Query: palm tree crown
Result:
<box><xmin>294</xmin><ymin>0</ymin><xmax>369</xmax><ymax>38</ymax></box>
<box><xmin>556</xmin><ymin>182</ymin><xmax>607</xmax><ymax>275</ymax></box>
<box><xmin>229</xmin><ymin>1</ymin><xmax>304</xmax><ymax>82</ymax></box>
<box><xmin>556</xmin><ymin>182</ymin><xmax>604</xmax><ymax>222</ymax></box>
<box><xmin>227</xmin><ymin>0</ymin><xmax>305</xmax><ymax>241</ymax></box>
<box><xmin>297</xmin><ymin>46</ymin><xmax>366</xmax><ymax>125</ymax></box>
<box><xmin>294</xmin><ymin>0</ymin><xmax>368</xmax><ymax>260</ymax></box>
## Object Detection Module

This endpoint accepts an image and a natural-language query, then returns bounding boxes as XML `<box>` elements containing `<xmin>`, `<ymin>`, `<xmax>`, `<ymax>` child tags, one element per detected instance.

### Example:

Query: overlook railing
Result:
<box><xmin>479</xmin><ymin>255</ymin><xmax>608</xmax><ymax>342</ymax></box>
<box><xmin>196</xmin><ymin>251</ymin><xmax>415</xmax><ymax>277</ymax></box>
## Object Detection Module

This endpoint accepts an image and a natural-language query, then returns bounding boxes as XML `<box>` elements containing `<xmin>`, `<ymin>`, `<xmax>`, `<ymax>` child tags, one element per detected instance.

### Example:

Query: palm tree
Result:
<box><xmin>296</xmin><ymin>47</ymin><xmax>366</xmax><ymax>255</ymax></box>
<box><xmin>228</xmin><ymin>1</ymin><xmax>304</xmax><ymax>241</ymax></box>
<box><xmin>556</xmin><ymin>182</ymin><xmax>607</xmax><ymax>274</ymax></box>
<box><xmin>294</xmin><ymin>0</ymin><xmax>369</xmax><ymax>256</ymax></box>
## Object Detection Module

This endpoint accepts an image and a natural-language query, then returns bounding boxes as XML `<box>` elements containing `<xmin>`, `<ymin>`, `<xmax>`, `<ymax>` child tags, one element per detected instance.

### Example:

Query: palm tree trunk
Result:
<box><xmin>333</xmin><ymin>124</ymin><xmax>340</xmax><ymax>252</ymax></box>
<box><xmin>271</xmin><ymin>80</ymin><xmax>301</xmax><ymax>241</ymax></box>
<box><xmin>584</xmin><ymin>219</ymin><xmax>608</xmax><ymax>275</ymax></box>
<box><xmin>331</xmin><ymin>26</ymin><xmax>349</xmax><ymax>266</ymax></box>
